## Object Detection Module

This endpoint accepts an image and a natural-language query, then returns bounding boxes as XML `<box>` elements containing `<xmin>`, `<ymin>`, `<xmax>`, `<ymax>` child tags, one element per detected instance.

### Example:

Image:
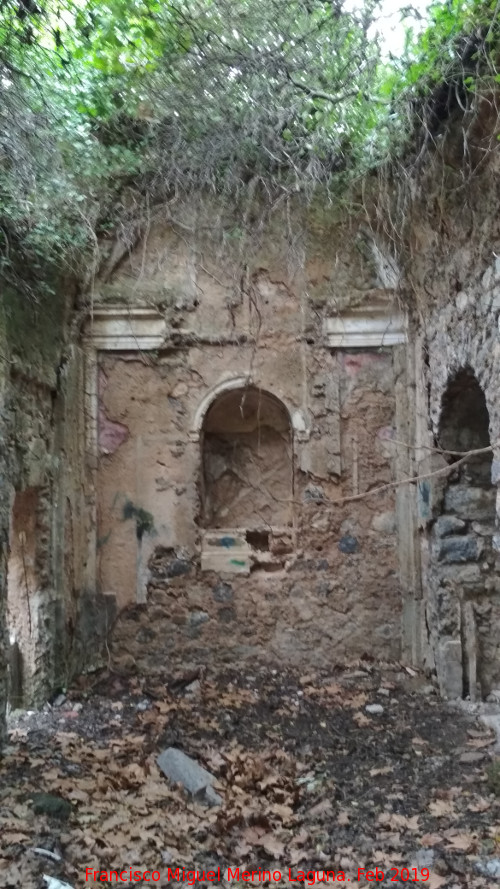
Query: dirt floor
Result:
<box><xmin>1</xmin><ymin>656</ymin><xmax>500</xmax><ymax>889</ymax></box>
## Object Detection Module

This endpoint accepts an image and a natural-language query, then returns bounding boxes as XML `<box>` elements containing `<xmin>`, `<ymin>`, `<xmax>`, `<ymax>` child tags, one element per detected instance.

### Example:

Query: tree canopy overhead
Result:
<box><xmin>0</xmin><ymin>0</ymin><xmax>499</xmax><ymax>287</ymax></box>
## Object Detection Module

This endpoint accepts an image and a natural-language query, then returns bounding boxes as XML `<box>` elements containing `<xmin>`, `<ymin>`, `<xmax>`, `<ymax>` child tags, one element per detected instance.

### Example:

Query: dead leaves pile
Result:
<box><xmin>1</xmin><ymin>664</ymin><xmax>500</xmax><ymax>888</ymax></box>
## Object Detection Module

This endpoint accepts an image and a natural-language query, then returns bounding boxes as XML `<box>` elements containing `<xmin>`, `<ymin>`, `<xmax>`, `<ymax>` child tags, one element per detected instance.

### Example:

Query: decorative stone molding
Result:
<box><xmin>83</xmin><ymin>306</ymin><xmax>167</xmax><ymax>351</ymax></box>
<box><xmin>323</xmin><ymin>306</ymin><xmax>407</xmax><ymax>348</ymax></box>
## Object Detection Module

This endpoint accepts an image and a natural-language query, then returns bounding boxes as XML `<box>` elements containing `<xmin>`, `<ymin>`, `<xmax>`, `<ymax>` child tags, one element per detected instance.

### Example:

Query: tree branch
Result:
<box><xmin>287</xmin><ymin>72</ymin><xmax>358</xmax><ymax>104</ymax></box>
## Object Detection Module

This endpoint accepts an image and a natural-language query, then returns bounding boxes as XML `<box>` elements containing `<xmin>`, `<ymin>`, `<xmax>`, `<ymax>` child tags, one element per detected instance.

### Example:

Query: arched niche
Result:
<box><xmin>200</xmin><ymin>385</ymin><xmax>294</xmax><ymax>532</ymax></box>
<box><xmin>439</xmin><ymin>367</ymin><xmax>492</xmax><ymax>463</ymax></box>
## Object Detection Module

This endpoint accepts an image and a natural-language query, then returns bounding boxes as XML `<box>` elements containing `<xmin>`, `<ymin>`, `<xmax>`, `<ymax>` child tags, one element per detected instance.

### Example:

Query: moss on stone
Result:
<box><xmin>32</xmin><ymin>792</ymin><xmax>72</xmax><ymax>820</ymax></box>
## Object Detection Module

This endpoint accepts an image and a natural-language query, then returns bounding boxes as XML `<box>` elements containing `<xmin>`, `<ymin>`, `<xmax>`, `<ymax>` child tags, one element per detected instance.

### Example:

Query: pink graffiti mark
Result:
<box><xmin>377</xmin><ymin>426</ymin><xmax>395</xmax><ymax>441</ymax></box>
<box><xmin>342</xmin><ymin>352</ymin><xmax>386</xmax><ymax>376</ymax></box>
<box><xmin>97</xmin><ymin>366</ymin><xmax>129</xmax><ymax>454</ymax></box>
<box><xmin>98</xmin><ymin>407</ymin><xmax>129</xmax><ymax>455</ymax></box>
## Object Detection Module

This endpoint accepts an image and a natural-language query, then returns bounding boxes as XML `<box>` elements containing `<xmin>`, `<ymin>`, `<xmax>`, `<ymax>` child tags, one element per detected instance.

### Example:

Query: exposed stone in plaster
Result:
<box><xmin>443</xmin><ymin>486</ymin><xmax>496</xmax><ymax>521</ymax></box>
<box><xmin>434</xmin><ymin>516</ymin><xmax>467</xmax><ymax>538</ymax></box>
<box><xmin>433</xmin><ymin>534</ymin><xmax>483</xmax><ymax>563</ymax></box>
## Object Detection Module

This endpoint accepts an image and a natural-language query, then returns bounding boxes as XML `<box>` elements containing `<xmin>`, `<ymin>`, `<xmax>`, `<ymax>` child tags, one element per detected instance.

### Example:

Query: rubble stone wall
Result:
<box><xmin>408</xmin><ymin>123</ymin><xmax>500</xmax><ymax>698</ymax></box>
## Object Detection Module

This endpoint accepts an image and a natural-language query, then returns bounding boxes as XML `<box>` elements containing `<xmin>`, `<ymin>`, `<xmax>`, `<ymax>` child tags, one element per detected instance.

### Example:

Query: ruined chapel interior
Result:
<box><xmin>2</xmin><ymin>25</ymin><xmax>500</xmax><ymax>740</ymax></box>
<box><xmin>6</xmin><ymin>3</ymin><xmax>500</xmax><ymax>882</ymax></box>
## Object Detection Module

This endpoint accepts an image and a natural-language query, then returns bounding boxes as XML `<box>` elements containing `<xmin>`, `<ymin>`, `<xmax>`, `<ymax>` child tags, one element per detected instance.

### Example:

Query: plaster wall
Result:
<box><xmin>90</xmin><ymin>210</ymin><xmax>415</xmax><ymax>669</ymax></box>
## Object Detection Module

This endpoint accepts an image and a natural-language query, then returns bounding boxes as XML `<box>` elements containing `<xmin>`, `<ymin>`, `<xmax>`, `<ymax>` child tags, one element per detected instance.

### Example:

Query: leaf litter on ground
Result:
<box><xmin>0</xmin><ymin>659</ymin><xmax>499</xmax><ymax>887</ymax></box>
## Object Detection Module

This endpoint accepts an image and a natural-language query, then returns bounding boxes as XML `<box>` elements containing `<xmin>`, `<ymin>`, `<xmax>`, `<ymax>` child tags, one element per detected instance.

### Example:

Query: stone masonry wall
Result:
<box><xmin>407</xmin><ymin>106</ymin><xmax>500</xmax><ymax>698</ymax></box>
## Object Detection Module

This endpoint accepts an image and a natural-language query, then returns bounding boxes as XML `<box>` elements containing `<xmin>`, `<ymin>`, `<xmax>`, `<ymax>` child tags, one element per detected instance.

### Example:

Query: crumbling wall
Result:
<box><xmin>407</xmin><ymin>107</ymin><xmax>500</xmax><ymax>697</ymax></box>
<box><xmin>0</xmin><ymin>279</ymin><xmax>110</xmax><ymax>735</ymax></box>
<box><xmin>91</xmin><ymin>206</ymin><xmax>412</xmax><ymax>669</ymax></box>
<box><xmin>0</xmin><ymin>311</ymin><xmax>9</xmax><ymax>741</ymax></box>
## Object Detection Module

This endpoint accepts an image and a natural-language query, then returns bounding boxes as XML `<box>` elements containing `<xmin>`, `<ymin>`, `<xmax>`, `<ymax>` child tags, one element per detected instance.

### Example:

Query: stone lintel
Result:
<box><xmin>83</xmin><ymin>306</ymin><xmax>167</xmax><ymax>351</ymax></box>
<box><xmin>323</xmin><ymin>307</ymin><xmax>407</xmax><ymax>348</ymax></box>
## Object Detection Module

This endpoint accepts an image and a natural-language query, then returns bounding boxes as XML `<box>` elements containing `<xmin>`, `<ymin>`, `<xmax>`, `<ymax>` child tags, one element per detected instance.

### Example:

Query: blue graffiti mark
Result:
<box><xmin>418</xmin><ymin>480</ymin><xmax>431</xmax><ymax>521</ymax></box>
<box><xmin>218</xmin><ymin>536</ymin><xmax>236</xmax><ymax>548</ymax></box>
<box><xmin>419</xmin><ymin>480</ymin><xmax>430</xmax><ymax>505</ymax></box>
<box><xmin>338</xmin><ymin>535</ymin><xmax>359</xmax><ymax>554</ymax></box>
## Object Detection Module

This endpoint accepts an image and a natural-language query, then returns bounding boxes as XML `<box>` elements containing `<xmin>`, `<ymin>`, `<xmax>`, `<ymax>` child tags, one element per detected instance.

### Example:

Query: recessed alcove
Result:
<box><xmin>200</xmin><ymin>386</ymin><xmax>293</xmax><ymax>572</ymax></box>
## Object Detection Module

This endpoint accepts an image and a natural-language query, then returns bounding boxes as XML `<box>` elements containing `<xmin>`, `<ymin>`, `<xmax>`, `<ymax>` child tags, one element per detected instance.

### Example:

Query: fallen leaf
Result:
<box><xmin>3</xmin><ymin>832</ymin><xmax>30</xmax><ymax>843</ymax></box>
<box><xmin>289</xmin><ymin>848</ymin><xmax>309</xmax><ymax>865</ymax></box>
<box><xmin>444</xmin><ymin>832</ymin><xmax>477</xmax><ymax>852</ymax></box>
<box><xmin>259</xmin><ymin>833</ymin><xmax>285</xmax><ymax>858</ymax></box>
<box><xmin>459</xmin><ymin>751</ymin><xmax>487</xmax><ymax>763</ymax></box>
<box><xmin>427</xmin><ymin>875</ymin><xmax>447</xmax><ymax>889</ymax></box>
<box><xmin>467</xmin><ymin>737</ymin><xmax>494</xmax><ymax>749</ymax></box>
<box><xmin>353</xmin><ymin>712</ymin><xmax>371</xmax><ymax>727</ymax></box>
<box><xmin>241</xmin><ymin>826</ymin><xmax>267</xmax><ymax>845</ymax></box>
<box><xmin>309</xmin><ymin>800</ymin><xmax>333</xmax><ymax>818</ymax></box>
<box><xmin>420</xmin><ymin>833</ymin><xmax>443</xmax><ymax>847</ymax></box>
<box><xmin>429</xmin><ymin>799</ymin><xmax>455</xmax><ymax>817</ymax></box>
<box><xmin>467</xmin><ymin>798</ymin><xmax>491</xmax><ymax>813</ymax></box>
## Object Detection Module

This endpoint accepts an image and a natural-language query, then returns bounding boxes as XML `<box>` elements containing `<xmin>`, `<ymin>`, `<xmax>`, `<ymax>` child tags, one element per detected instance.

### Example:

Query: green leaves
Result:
<box><xmin>0</xmin><ymin>0</ymin><xmax>499</xmax><ymax>287</ymax></box>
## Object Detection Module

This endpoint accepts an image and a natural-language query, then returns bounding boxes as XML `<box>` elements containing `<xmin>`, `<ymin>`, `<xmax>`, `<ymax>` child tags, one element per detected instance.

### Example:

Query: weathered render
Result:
<box><xmin>84</xmin><ymin>210</ymin><xmax>416</xmax><ymax>671</ymax></box>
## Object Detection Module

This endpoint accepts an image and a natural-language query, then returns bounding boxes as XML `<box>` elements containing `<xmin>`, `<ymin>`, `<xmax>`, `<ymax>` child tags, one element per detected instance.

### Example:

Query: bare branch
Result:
<box><xmin>287</xmin><ymin>72</ymin><xmax>358</xmax><ymax>105</ymax></box>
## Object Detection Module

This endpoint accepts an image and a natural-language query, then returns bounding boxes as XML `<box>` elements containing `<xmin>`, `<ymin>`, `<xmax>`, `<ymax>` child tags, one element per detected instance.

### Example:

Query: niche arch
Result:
<box><xmin>190</xmin><ymin>375</ymin><xmax>309</xmax><ymax>442</ymax></box>
<box><xmin>438</xmin><ymin>366</ymin><xmax>492</xmax><ymax>458</ymax></box>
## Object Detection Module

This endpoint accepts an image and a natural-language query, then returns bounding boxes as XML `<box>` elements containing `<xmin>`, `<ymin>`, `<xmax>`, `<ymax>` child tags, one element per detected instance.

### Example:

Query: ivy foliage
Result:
<box><xmin>0</xmin><ymin>0</ymin><xmax>499</xmax><ymax>287</ymax></box>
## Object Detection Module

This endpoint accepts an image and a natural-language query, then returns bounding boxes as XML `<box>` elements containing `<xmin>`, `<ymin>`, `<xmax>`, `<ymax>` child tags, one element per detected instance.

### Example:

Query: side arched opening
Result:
<box><xmin>431</xmin><ymin>368</ymin><xmax>497</xmax><ymax>699</ymax></box>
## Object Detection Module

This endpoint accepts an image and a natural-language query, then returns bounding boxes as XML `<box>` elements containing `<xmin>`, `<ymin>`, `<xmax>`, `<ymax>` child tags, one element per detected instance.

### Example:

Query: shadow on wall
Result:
<box><xmin>430</xmin><ymin>367</ymin><xmax>499</xmax><ymax>699</ymax></box>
